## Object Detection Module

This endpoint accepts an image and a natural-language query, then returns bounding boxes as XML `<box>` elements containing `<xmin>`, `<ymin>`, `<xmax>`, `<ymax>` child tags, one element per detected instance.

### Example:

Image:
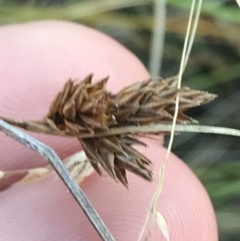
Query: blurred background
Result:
<box><xmin>0</xmin><ymin>0</ymin><xmax>240</xmax><ymax>240</ymax></box>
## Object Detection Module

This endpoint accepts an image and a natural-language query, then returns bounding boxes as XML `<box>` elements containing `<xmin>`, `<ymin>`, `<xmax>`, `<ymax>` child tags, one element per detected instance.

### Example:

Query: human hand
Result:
<box><xmin>0</xmin><ymin>21</ymin><xmax>217</xmax><ymax>241</ymax></box>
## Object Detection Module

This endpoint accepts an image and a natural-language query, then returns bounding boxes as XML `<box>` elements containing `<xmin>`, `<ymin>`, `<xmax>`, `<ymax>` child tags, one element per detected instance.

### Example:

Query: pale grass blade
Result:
<box><xmin>155</xmin><ymin>210</ymin><xmax>170</xmax><ymax>241</ymax></box>
<box><xmin>0</xmin><ymin>151</ymin><xmax>95</xmax><ymax>191</ymax></box>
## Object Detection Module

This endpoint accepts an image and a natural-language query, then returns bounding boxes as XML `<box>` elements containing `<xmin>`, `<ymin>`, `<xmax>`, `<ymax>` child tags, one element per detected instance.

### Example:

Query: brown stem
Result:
<box><xmin>1</xmin><ymin>116</ymin><xmax>240</xmax><ymax>138</ymax></box>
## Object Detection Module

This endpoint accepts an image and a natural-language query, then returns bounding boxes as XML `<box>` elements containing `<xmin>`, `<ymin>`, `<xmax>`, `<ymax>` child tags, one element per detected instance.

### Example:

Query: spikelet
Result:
<box><xmin>46</xmin><ymin>74</ymin><xmax>116</xmax><ymax>135</ymax></box>
<box><xmin>81</xmin><ymin>135</ymin><xmax>151</xmax><ymax>187</ymax></box>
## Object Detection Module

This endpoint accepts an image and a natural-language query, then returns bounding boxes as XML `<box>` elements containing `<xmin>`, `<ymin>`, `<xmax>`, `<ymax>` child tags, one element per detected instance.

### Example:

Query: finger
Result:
<box><xmin>0</xmin><ymin>21</ymin><xmax>217</xmax><ymax>241</ymax></box>
<box><xmin>0</xmin><ymin>138</ymin><xmax>218</xmax><ymax>241</ymax></box>
<box><xmin>0</xmin><ymin>20</ymin><xmax>150</xmax><ymax>171</ymax></box>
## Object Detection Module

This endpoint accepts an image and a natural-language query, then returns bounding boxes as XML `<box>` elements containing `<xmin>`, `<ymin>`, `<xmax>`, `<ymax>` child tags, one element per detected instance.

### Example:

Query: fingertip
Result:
<box><xmin>0</xmin><ymin>21</ymin><xmax>217</xmax><ymax>241</ymax></box>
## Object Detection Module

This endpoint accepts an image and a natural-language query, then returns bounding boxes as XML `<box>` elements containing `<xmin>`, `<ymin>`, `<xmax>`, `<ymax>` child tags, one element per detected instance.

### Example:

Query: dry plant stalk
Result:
<box><xmin>0</xmin><ymin>151</ymin><xmax>94</xmax><ymax>192</ymax></box>
<box><xmin>0</xmin><ymin>74</ymin><xmax>216</xmax><ymax>187</ymax></box>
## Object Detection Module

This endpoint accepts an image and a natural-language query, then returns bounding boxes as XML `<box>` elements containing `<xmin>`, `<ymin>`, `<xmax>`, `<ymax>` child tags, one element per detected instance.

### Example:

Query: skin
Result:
<box><xmin>0</xmin><ymin>21</ymin><xmax>218</xmax><ymax>241</ymax></box>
